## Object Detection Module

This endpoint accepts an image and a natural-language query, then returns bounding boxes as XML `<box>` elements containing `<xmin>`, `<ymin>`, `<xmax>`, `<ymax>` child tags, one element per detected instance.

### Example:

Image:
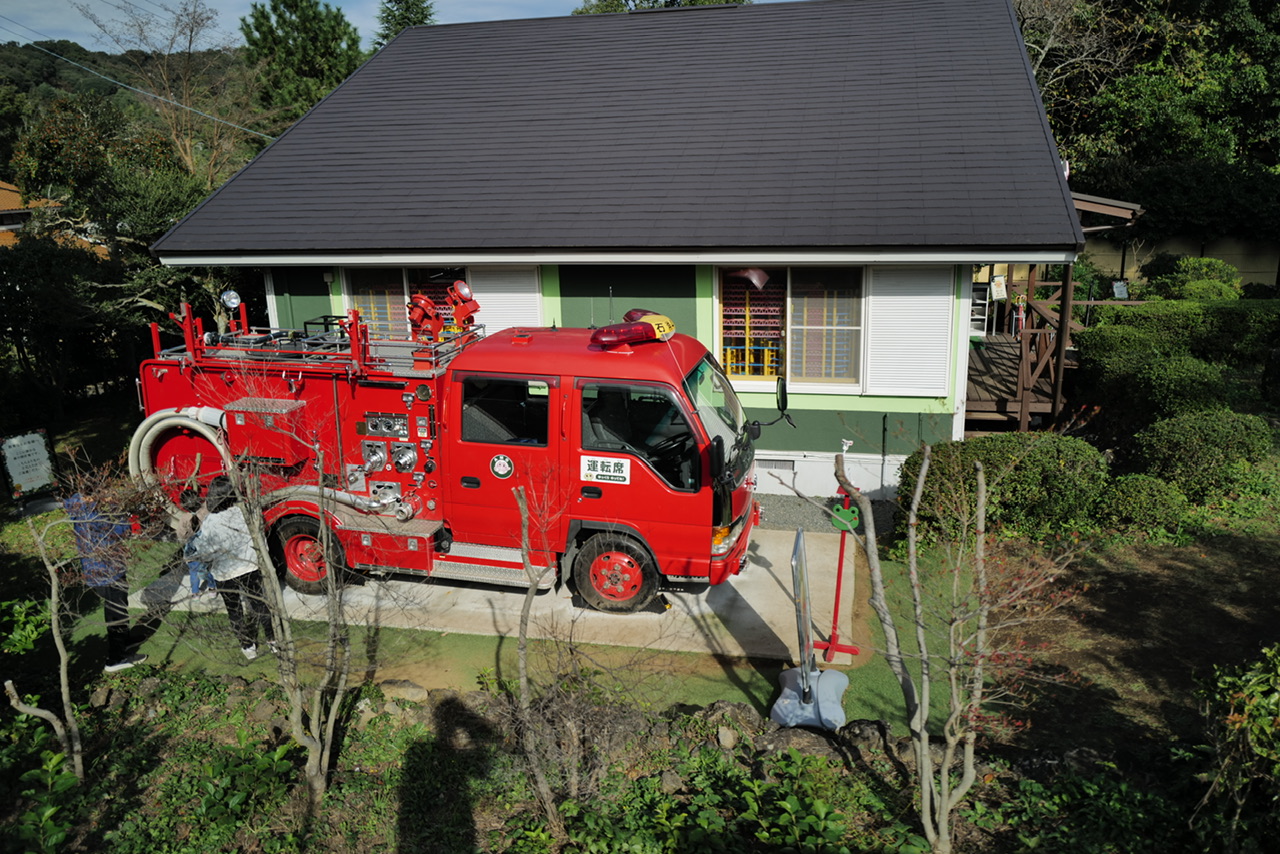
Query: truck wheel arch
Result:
<box><xmin>567</xmin><ymin>523</ymin><xmax>661</xmax><ymax>613</ymax></box>
<box><xmin>269</xmin><ymin>513</ymin><xmax>348</xmax><ymax>596</ymax></box>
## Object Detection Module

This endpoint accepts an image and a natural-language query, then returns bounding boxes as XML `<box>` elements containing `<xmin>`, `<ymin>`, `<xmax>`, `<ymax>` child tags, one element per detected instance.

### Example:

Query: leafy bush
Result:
<box><xmin>898</xmin><ymin>433</ymin><xmax>1109</xmax><ymax>539</ymax></box>
<box><xmin>1097</xmin><ymin>475</ymin><xmax>1188</xmax><ymax>532</ymax></box>
<box><xmin>1196</xmin><ymin>645</ymin><xmax>1280</xmax><ymax>848</ymax></box>
<box><xmin>969</xmin><ymin>765</ymin><xmax>1187</xmax><ymax>853</ymax></box>
<box><xmin>1074</xmin><ymin>326</ymin><xmax>1167</xmax><ymax>394</ymax></box>
<box><xmin>1132</xmin><ymin>409</ymin><xmax>1274</xmax><ymax>501</ymax></box>
<box><xmin>967</xmin><ymin>763</ymin><xmax>1187</xmax><ymax>850</ymax></box>
<box><xmin>1180</xmin><ymin>279</ymin><xmax>1240</xmax><ymax>301</ymax></box>
<box><xmin>1130</xmin><ymin>355</ymin><xmax>1226</xmax><ymax>420</ymax></box>
<box><xmin>1141</xmin><ymin>254</ymin><xmax>1242</xmax><ymax>300</ymax></box>
<box><xmin>557</xmin><ymin>746</ymin><xmax>899</xmax><ymax>853</ymax></box>
<box><xmin>1087</xmin><ymin>301</ymin><xmax>1280</xmax><ymax>367</ymax></box>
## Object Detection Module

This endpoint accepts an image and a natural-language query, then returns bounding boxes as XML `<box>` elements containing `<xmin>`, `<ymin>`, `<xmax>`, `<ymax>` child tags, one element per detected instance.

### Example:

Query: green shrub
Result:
<box><xmin>1179</xmin><ymin>279</ymin><xmax>1240</xmax><ymax>301</ymax></box>
<box><xmin>1087</xmin><ymin>301</ymin><xmax>1203</xmax><ymax>354</ymax></box>
<box><xmin>1087</xmin><ymin>300</ymin><xmax>1280</xmax><ymax>366</ymax></box>
<box><xmin>1132</xmin><ymin>409</ymin><xmax>1274</xmax><ymax>501</ymax></box>
<box><xmin>1142</xmin><ymin>255</ymin><xmax>1242</xmax><ymax>300</ymax></box>
<box><xmin>1196</xmin><ymin>645</ymin><xmax>1280</xmax><ymax>847</ymax></box>
<box><xmin>1097</xmin><ymin>475</ymin><xmax>1188</xmax><ymax>532</ymax></box>
<box><xmin>898</xmin><ymin>433</ymin><xmax>1109</xmax><ymax>539</ymax></box>
<box><xmin>968</xmin><ymin>765</ymin><xmax>1187</xmax><ymax>853</ymax></box>
<box><xmin>1130</xmin><ymin>355</ymin><xmax>1225</xmax><ymax>420</ymax></box>
<box><xmin>1074</xmin><ymin>326</ymin><xmax>1167</xmax><ymax>393</ymax></box>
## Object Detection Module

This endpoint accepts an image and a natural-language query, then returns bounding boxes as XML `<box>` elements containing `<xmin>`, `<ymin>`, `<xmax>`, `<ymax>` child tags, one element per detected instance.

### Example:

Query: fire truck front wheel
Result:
<box><xmin>271</xmin><ymin>516</ymin><xmax>347</xmax><ymax>595</ymax></box>
<box><xmin>573</xmin><ymin>533</ymin><xmax>659</xmax><ymax>613</ymax></box>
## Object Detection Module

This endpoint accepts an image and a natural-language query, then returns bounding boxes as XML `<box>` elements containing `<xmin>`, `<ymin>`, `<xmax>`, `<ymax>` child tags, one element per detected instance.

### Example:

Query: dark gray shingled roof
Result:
<box><xmin>152</xmin><ymin>0</ymin><xmax>1083</xmax><ymax>258</ymax></box>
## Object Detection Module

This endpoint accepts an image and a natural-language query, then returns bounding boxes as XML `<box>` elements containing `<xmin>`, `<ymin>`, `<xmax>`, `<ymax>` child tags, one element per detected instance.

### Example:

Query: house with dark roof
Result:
<box><xmin>151</xmin><ymin>0</ymin><xmax>1082</xmax><ymax>497</ymax></box>
<box><xmin>0</xmin><ymin>181</ymin><xmax>39</xmax><ymax>247</ymax></box>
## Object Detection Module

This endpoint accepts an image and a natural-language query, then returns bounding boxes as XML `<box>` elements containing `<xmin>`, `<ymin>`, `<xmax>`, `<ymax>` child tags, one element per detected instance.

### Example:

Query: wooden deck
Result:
<box><xmin>966</xmin><ymin>333</ymin><xmax>1056</xmax><ymax>422</ymax></box>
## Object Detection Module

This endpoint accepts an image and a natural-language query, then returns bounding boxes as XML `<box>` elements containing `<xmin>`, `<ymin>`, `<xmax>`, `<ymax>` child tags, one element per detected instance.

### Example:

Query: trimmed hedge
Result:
<box><xmin>898</xmin><ymin>433</ymin><xmax>1108</xmax><ymax>539</ymax></box>
<box><xmin>1098</xmin><ymin>474</ymin><xmax>1189</xmax><ymax>532</ymax></box>
<box><xmin>1075</xmin><ymin>326</ymin><xmax>1170</xmax><ymax>388</ymax></box>
<box><xmin>1132</xmin><ymin>409</ymin><xmax>1274</xmax><ymax>501</ymax></box>
<box><xmin>1131</xmin><ymin>355</ymin><xmax>1226</xmax><ymax>420</ymax></box>
<box><xmin>1089</xmin><ymin>301</ymin><xmax>1280</xmax><ymax>366</ymax></box>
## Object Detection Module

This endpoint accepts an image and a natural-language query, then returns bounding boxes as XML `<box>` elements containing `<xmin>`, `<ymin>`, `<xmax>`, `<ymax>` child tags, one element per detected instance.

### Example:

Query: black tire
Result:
<box><xmin>572</xmin><ymin>533</ymin><xmax>659</xmax><ymax>613</ymax></box>
<box><xmin>270</xmin><ymin>516</ymin><xmax>347</xmax><ymax>595</ymax></box>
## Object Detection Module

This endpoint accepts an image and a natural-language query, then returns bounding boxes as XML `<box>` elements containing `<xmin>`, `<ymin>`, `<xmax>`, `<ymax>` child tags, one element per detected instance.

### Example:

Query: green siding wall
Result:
<box><xmin>271</xmin><ymin>267</ymin><xmax>339</xmax><ymax>328</ymax></box>
<box><xmin>557</xmin><ymin>265</ymin><xmax>699</xmax><ymax>337</ymax></box>
<box><xmin>744</xmin><ymin>407</ymin><xmax>952</xmax><ymax>455</ymax></box>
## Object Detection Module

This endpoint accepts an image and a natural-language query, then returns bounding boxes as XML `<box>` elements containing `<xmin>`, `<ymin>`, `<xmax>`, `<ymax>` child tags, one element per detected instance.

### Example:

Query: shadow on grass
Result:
<box><xmin>397</xmin><ymin>697</ymin><xmax>496</xmax><ymax>854</ymax></box>
<box><xmin>1044</xmin><ymin>529</ymin><xmax>1280</xmax><ymax>745</ymax></box>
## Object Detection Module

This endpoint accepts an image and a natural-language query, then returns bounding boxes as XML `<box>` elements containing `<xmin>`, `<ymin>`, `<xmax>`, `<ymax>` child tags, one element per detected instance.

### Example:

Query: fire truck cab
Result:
<box><xmin>130</xmin><ymin>289</ymin><xmax>769</xmax><ymax>613</ymax></box>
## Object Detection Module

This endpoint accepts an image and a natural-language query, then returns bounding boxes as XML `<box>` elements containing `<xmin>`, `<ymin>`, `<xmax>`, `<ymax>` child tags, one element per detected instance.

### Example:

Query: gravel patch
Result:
<box><xmin>757</xmin><ymin>493</ymin><xmax>898</xmax><ymax>537</ymax></box>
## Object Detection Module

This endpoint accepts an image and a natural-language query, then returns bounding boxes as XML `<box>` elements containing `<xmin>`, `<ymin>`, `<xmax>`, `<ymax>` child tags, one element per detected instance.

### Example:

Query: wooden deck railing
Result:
<box><xmin>988</xmin><ymin>266</ymin><xmax>1148</xmax><ymax>430</ymax></box>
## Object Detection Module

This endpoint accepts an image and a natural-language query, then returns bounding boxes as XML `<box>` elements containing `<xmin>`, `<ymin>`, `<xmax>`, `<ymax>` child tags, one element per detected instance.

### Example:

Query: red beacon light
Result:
<box><xmin>590</xmin><ymin>310</ymin><xmax>677</xmax><ymax>349</ymax></box>
<box><xmin>406</xmin><ymin>294</ymin><xmax>444</xmax><ymax>342</ymax></box>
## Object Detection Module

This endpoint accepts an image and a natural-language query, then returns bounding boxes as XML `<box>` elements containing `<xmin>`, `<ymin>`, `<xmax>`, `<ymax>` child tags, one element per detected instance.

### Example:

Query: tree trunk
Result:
<box><xmin>28</xmin><ymin>518</ymin><xmax>84</xmax><ymax>781</ymax></box>
<box><xmin>513</xmin><ymin>486</ymin><xmax>566</xmax><ymax>841</ymax></box>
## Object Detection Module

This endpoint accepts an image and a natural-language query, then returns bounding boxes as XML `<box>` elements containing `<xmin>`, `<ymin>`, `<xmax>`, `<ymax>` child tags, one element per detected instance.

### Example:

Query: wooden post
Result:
<box><xmin>1051</xmin><ymin>263</ymin><xmax>1074</xmax><ymax>422</ymax></box>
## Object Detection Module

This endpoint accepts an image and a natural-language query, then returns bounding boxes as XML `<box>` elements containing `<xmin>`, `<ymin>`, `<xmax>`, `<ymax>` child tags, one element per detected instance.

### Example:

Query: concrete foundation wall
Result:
<box><xmin>753</xmin><ymin>449</ymin><xmax>908</xmax><ymax>501</ymax></box>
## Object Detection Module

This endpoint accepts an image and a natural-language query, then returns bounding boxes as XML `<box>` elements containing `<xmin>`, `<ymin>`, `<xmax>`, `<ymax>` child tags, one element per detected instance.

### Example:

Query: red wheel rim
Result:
<box><xmin>285</xmin><ymin>534</ymin><xmax>326</xmax><ymax>583</ymax></box>
<box><xmin>588</xmin><ymin>550</ymin><xmax>642</xmax><ymax>602</ymax></box>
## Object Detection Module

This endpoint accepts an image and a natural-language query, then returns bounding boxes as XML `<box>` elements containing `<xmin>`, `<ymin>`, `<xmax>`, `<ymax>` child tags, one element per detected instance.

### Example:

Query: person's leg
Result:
<box><xmin>96</xmin><ymin>582</ymin><xmax>131</xmax><ymax>663</ymax></box>
<box><xmin>246</xmin><ymin>572</ymin><xmax>275</xmax><ymax>643</ymax></box>
<box><xmin>219</xmin><ymin>576</ymin><xmax>257</xmax><ymax>651</ymax></box>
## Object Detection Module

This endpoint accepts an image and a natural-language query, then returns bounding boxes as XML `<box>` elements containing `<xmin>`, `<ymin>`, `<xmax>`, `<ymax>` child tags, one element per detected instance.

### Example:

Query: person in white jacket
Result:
<box><xmin>189</xmin><ymin>476</ymin><xmax>276</xmax><ymax>660</ymax></box>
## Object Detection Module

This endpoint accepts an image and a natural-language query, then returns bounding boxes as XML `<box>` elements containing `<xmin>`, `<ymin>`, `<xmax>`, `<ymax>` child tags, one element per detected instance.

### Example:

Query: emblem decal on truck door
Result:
<box><xmin>581</xmin><ymin>456</ymin><xmax>631</xmax><ymax>484</ymax></box>
<box><xmin>490</xmin><ymin>454</ymin><xmax>515</xmax><ymax>479</ymax></box>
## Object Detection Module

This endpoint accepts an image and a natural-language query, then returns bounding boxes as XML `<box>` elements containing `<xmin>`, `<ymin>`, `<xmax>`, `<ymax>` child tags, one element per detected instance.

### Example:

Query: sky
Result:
<box><xmin>0</xmin><ymin>0</ymin><xmax>803</xmax><ymax>52</ymax></box>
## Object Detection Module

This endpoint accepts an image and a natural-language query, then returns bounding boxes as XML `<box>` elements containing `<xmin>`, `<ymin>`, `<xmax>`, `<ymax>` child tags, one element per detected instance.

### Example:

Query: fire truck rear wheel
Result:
<box><xmin>573</xmin><ymin>533</ymin><xmax>658</xmax><ymax>613</ymax></box>
<box><xmin>271</xmin><ymin>516</ymin><xmax>347</xmax><ymax>595</ymax></box>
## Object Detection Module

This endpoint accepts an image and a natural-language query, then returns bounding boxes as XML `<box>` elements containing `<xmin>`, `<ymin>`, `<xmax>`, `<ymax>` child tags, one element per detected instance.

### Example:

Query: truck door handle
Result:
<box><xmin>461</xmin><ymin>476</ymin><xmax>481</xmax><ymax>489</ymax></box>
<box><xmin>581</xmin><ymin>486</ymin><xmax>602</xmax><ymax>499</ymax></box>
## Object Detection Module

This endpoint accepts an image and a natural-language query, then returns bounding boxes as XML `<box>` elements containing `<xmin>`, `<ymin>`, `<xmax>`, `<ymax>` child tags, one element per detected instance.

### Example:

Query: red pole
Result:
<box><xmin>815</xmin><ymin>487</ymin><xmax>860</xmax><ymax>662</ymax></box>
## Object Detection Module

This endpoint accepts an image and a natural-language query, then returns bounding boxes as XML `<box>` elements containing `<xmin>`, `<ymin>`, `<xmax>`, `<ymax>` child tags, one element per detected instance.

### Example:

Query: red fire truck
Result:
<box><xmin>129</xmin><ymin>283</ymin><xmax>781</xmax><ymax>613</ymax></box>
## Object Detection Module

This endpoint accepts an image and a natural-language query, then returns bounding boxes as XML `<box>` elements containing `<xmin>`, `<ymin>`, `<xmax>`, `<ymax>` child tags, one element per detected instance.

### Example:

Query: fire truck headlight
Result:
<box><xmin>711</xmin><ymin>525</ymin><xmax>734</xmax><ymax>556</ymax></box>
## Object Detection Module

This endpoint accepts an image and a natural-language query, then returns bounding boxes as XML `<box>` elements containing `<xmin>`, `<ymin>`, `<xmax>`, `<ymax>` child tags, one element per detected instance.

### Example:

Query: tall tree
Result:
<box><xmin>573</xmin><ymin>0</ymin><xmax>749</xmax><ymax>14</ymax></box>
<box><xmin>1014</xmin><ymin>0</ymin><xmax>1154</xmax><ymax>143</ymax></box>
<box><xmin>241</xmin><ymin>0</ymin><xmax>364</xmax><ymax>126</ymax></box>
<box><xmin>373</xmin><ymin>0</ymin><xmax>435</xmax><ymax>50</ymax></box>
<box><xmin>74</xmin><ymin>0</ymin><xmax>268</xmax><ymax>188</ymax></box>
<box><xmin>11</xmin><ymin>94</ymin><xmax>203</xmax><ymax>258</ymax></box>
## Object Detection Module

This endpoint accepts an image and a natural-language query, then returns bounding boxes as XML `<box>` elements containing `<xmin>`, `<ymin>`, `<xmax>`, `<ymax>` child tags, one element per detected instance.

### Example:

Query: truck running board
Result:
<box><xmin>431</xmin><ymin>542</ymin><xmax>556</xmax><ymax>591</ymax></box>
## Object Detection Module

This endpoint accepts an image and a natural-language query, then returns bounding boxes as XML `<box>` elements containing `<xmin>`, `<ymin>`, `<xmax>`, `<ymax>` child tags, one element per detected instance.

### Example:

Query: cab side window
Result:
<box><xmin>581</xmin><ymin>383</ymin><xmax>697</xmax><ymax>490</ymax></box>
<box><xmin>461</xmin><ymin>377</ymin><xmax>549</xmax><ymax>445</ymax></box>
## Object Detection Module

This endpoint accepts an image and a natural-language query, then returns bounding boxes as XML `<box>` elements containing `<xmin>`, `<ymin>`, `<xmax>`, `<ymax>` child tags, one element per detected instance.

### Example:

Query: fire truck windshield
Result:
<box><xmin>683</xmin><ymin>357</ymin><xmax>751</xmax><ymax>471</ymax></box>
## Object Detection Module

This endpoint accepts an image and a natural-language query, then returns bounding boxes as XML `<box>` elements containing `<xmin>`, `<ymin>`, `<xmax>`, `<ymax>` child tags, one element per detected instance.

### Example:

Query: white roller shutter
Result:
<box><xmin>467</xmin><ymin>267</ymin><xmax>541</xmax><ymax>333</ymax></box>
<box><xmin>863</xmin><ymin>267</ymin><xmax>954</xmax><ymax>396</ymax></box>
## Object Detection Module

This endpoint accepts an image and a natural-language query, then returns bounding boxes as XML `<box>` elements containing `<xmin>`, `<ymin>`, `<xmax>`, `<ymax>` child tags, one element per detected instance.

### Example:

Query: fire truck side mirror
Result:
<box><xmin>775</xmin><ymin>376</ymin><xmax>788</xmax><ymax>413</ymax></box>
<box><xmin>710</xmin><ymin>435</ymin><xmax>726</xmax><ymax>481</ymax></box>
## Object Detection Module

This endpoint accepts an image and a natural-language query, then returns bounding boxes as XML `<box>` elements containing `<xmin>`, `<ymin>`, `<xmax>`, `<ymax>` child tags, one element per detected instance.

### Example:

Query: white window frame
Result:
<box><xmin>343</xmin><ymin>266</ymin><xmax>542</xmax><ymax>336</ymax></box>
<box><xmin>716</xmin><ymin>266</ymin><xmax>864</xmax><ymax>396</ymax></box>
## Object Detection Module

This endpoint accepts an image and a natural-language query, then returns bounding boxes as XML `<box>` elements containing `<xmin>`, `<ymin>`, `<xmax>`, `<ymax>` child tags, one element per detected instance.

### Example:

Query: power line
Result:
<box><xmin>0</xmin><ymin>15</ymin><xmax>275</xmax><ymax>141</ymax></box>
